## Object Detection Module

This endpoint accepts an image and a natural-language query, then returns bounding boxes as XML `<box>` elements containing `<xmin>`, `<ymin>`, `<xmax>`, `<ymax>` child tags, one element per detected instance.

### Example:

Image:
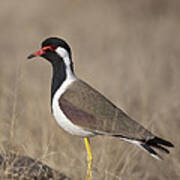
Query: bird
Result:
<box><xmin>28</xmin><ymin>37</ymin><xmax>174</xmax><ymax>180</ymax></box>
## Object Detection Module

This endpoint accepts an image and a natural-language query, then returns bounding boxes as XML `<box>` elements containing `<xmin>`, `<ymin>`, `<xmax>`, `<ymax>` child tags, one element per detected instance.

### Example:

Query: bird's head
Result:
<box><xmin>28</xmin><ymin>37</ymin><xmax>72</xmax><ymax>65</ymax></box>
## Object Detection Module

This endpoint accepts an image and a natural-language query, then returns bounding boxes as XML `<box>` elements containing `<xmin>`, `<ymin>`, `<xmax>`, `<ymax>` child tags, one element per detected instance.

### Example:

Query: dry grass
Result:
<box><xmin>0</xmin><ymin>146</ymin><xmax>70</xmax><ymax>179</ymax></box>
<box><xmin>0</xmin><ymin>0</ymin><xmax>179</xmax><ymax>179</ymax></box>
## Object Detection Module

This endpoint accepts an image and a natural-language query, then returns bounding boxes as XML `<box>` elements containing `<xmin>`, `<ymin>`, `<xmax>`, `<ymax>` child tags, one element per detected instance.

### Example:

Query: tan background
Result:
<box><xmin>0</xmin><ymin>0</ymin><xmax>179</xmax><ymax>179</ymax></box>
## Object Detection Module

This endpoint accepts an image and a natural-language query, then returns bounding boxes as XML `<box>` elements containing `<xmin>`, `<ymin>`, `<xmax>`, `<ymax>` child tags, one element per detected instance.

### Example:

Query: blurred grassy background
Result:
<box><xmin>0</xmin><ymin>0</ymin><xmax>179</xmax><ymax>179</ymax></box>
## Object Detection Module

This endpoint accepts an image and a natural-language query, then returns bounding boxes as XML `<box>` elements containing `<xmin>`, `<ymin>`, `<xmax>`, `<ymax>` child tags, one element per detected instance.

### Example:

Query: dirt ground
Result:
<box><xmin>0</xmin><ymin>0</ymin><xmax>179</xmax><ymax>179</ymax></box>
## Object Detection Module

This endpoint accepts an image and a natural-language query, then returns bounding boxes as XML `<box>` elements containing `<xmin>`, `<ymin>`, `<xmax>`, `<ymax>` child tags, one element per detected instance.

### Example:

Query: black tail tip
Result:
<box><xmin>148</xmin><ymin>137</ymin><xmax>174</xmax><ymax>148</ymax></box>
<box><xmin>140</xmin><ymin>136</ymin><xmax>174</xmax><ymax>160</ymax></box>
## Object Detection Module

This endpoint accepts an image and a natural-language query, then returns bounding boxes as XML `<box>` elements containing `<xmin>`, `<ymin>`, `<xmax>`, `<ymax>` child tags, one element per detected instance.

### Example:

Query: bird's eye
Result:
<box><xmin>51</xmin><ymin>45</ymin><xmax>58</xmax><ymax>50</ymax></box>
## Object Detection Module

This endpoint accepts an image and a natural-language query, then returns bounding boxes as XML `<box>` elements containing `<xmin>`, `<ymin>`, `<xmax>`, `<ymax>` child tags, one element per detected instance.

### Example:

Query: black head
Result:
<box><xmin>28</xmin><ymin>37</ymin><xmax>75</xmax><ymax>104</ymax></box>
<box><xmin>42</xmin><ymin>37</ymin><xmax>71</xmax><ymax>56</ymax></box>
<box><xmin>27</xmin><ymin>37</ymin><xmax>72</xmax><ymax>64</ymax></box>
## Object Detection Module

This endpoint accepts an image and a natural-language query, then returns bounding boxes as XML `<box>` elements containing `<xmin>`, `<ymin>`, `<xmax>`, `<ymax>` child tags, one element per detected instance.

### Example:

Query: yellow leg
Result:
<box><xmin>84</xmin><ymin>137</ymin><xmax>93</xmax><ymax>180</ymax></box>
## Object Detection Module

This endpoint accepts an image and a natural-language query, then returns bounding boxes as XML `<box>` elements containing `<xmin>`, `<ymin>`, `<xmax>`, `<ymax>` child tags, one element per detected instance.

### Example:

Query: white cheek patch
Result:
<box><xmin>55</xmin><ymin>47</ymin><xmax>69</xmax><ymax>59</ymax></box>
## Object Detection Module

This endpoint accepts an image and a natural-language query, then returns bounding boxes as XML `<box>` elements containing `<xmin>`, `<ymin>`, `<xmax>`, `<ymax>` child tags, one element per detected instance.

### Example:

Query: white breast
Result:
<box><xmin>52</xmin><ymin>81</ymin><xmax>93</xmax><ymax>137</ymax></box>
<box><xmin>52</xmin><ymin>78</ymin><xmax>94</xmax><ymax>137</ymax></box>
<box><xmin>52</xmin><ymin>47</ymin><xmax>94</xmax><ymax>137</ymax></box>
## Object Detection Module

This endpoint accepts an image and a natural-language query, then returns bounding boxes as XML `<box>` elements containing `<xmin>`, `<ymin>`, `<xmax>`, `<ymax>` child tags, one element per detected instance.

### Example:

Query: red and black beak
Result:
<box><xmin>27</xmin><ymin>46</ymin><xmax>54</xmax><ymax>59</ymax></box>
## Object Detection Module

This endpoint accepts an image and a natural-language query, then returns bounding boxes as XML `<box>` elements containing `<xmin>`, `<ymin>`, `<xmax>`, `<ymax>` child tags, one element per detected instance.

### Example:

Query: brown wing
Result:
<box><xmin>59</xmin><ymin>79</ymin><xmax>153</xmax><ymax>140</ymax></box>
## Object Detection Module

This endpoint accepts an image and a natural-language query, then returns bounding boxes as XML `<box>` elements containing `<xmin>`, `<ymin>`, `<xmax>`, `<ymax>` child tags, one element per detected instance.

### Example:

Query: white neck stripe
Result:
<box><xmin>55</xmin><ymin>47</ymin><xmax>76</xmax><ymax>81</ymax></box>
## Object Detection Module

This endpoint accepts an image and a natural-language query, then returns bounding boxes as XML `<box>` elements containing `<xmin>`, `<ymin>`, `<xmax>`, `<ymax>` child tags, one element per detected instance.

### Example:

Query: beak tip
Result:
<box><xmin>27</xmin><ymin>54</ymin><xmax>35</xmax><ymax>59</ymax></box>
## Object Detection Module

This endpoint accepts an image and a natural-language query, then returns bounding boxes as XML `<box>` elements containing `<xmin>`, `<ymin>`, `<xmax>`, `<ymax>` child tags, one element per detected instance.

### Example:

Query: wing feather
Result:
<box><xmin>59</xmin><ymin>80</ymin><xmax>153</xmax><ymax>140</ymax></box>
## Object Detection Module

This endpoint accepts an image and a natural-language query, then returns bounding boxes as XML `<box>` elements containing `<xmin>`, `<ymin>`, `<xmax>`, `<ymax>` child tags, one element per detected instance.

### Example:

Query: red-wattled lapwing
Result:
<box><xmin>28</xmin><ymin>37</ymin><xmax>174</xmax><ymax>180</ymax></box>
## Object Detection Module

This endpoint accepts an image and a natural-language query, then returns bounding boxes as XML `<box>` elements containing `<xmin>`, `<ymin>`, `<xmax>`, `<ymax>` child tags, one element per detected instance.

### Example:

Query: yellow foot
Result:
<box><xmin>86</xmin><ymin>171</ymin><xmax>92</xmax><ymax>180</ymax></box>
<box><xmin>84</xmin><ymin>137</ymin><xmax>93</xmax><ymax>180</ymax></box>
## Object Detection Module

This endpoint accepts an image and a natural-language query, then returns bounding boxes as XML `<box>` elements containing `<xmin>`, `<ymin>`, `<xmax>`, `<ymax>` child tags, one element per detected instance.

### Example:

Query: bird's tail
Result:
<box><xmin>114</xmin><ymin>135</ymin><xmax>174</xmax><ymax>160</ymax></box>
<box><xmin>139</xmin><ymin>136</ymin><xmax>174</xmax><ymax>160</ymax></box>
